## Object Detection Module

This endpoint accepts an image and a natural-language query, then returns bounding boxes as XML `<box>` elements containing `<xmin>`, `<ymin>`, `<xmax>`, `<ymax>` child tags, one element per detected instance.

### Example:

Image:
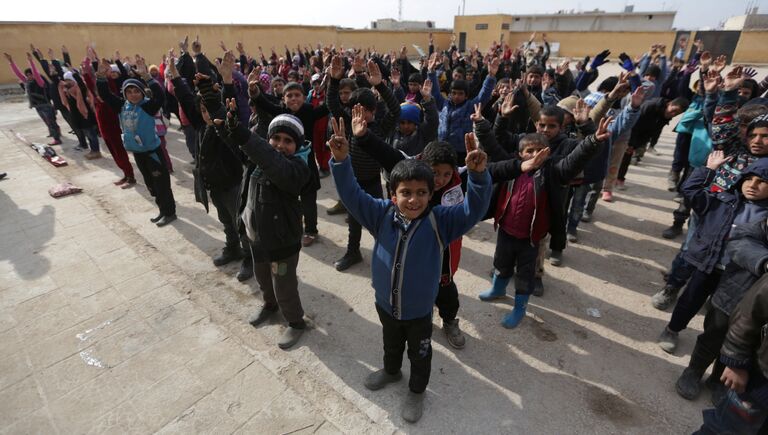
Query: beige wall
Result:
<box><xmin>0</xmin><ymin>22</ymin><xmax>450</xmax><ymax>84</ymax></box>
<box><xmin>506</xmin><ymin>31</ymin><xmax>677</xmax><ymax>59</ymax></box>
<box><xmin>733</xmin><ymin>30</ymin><xmax>768</xmax><ymax>63</ymax></box>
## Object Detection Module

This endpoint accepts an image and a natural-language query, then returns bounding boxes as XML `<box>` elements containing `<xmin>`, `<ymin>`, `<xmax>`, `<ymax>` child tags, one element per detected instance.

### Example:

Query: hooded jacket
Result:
<box><xmin>97</xmin><ymin>77</ymin><xmax>165</xmax><ymax>154</ymax></box>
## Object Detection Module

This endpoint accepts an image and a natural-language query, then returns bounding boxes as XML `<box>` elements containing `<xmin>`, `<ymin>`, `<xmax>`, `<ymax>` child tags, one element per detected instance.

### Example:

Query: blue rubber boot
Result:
<box><xmin>501</xmin><ymin>295</ymin><xmax>530</xmax><ymax>329</ymax></box>
<box><xmin>479</xmin><ymin>275</ymin><xmax>510</xmax><ymax>301</ymax></box>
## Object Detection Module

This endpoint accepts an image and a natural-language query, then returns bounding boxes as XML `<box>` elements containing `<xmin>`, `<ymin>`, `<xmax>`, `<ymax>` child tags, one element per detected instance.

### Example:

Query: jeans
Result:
<box><xmin>672</xmin><ymin>132</ymin><xmax>692</xmax><ymax>173</ymax></box>
<box><xmin>35</xmin><ymin>105</ymin><xmax>61</xmax><ymax>141</ymax></box>
<box><xmin>666</xmin><ymin>213</ymin><xmax>699</xmax><ymax>289</ymax></box>
<box><xmin>567</xmin><ymin>183</ymin><xmax>600</xmax><ymax>232</ymax></box>
<box><xmin>376</xmin><ymin>303</ymin><xmax>433</xmax><ymax>393</ymax></box>
<box><xmin>696</xmin><ymin>389</ymin><xmax>768</xmax><ymax>435</ymax></box>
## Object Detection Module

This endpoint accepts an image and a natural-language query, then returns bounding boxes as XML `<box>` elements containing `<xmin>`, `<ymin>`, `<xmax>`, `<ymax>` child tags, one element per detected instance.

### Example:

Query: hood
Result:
<box><xmin>293</xmin><ymin>141</ymin><xmax>311</xmax><ymax>164</ymax></box>
<box><xmin>734</xmin><ymin>157</ymin><xmax>768</xmax><ymax>190</ymax></box>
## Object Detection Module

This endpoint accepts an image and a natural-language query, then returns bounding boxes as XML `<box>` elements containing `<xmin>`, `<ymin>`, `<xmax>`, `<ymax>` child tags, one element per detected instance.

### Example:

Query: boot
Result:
<box><xmin>479</xmin><ymin>275</ymin><xmax>510</xmax><ymax>301</ymax></box>
<box><xmin>213</xmin><ymin>248</ymin><xmax>244</xmax><ymax>267</ymax></box>
<box><xmin>443</xmin><ymin>319</ymin><xmax>466</xmax><ymax>349</ymax></box>
<box><xmin>501</xmin><ymin>295</ymin><xmax>530</xmax><ymax>329</ymax></box>
<box><xmin>401</xmin><ymin>391</ymin><xmax>425</xmax><ymax>423</ymax></box>
<box><xmin>277</xmin><ymin>324</ymin><xmax>305</xmax><ymax>349</ymax></box>
<box><xmin>237</xmin><ymin>258</ymin><xmax>254</xmax><ymax>282</ymax></box>
<box><xmin>334</xmin><ymin>249</ymin><xmax>362</xmax><ymax>271</ymax></box>
<box><xmin>651</xmin><ymin>285</ymin><xmax>680</xmax><ymax>310</ymax></box>
<box><xmin>657</xmin><ymin>326</ymin><xmax>679</xmax><ymax>354</ymax></box>
<box><xmin>326</xmin><ymin>201</ymin><xmax>347</xmax><ymax>215</ymax></box>
<box><xmin>662</xmin><ymin>222</ymin><xmax>684</xmax><ymax>239</ymax></box>
<box><xmin>667</xmin><ymin>169</ymin><xmax>680</xmax><ymax>192</ymax></box>
<box><xmin>155</xmin><ymin>214</ymin><xmax>177</xmax><ymax>227</ymax></box>
<box><xmin>549</xmin><ymin>249</ymin><xmax>563</xmax><ymax>266</ymax></box>
<box><xmin>247</xmin><ymin>304</ymin><xmax>278</xmax><ymax>327</ymax></box>
<box><xmin>676</xmin><ymin>367</ymin><xmax>703</xmax><ymax>400</ymax></box>
<box><xmin>364</xmin><ymin>369</ymin><xmax>402</xmax><ymax>391</ymax></box>
<box><xmin>150</xmin><ymin>213</ymin><xmax>164</xmax><ymax>223</ymax></box>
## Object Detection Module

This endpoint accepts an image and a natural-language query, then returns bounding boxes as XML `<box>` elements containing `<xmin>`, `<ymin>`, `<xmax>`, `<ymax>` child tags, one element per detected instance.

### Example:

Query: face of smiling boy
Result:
<box><xmin>392</xmin><ymin>179</ymin><xmax>432</xmax><ymax>220</ymax></box>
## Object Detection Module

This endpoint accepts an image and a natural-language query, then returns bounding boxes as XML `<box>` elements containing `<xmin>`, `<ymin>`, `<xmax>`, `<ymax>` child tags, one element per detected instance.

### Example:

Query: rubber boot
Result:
<box><xmin>501</xmin><ymin>294</ymin><xmax>530</xmax><ymax>329</ymax></box>
<box><xmin>479</xmin><ymin>275</ymin><xmax>510</xmax><ymax>301</ymax></box>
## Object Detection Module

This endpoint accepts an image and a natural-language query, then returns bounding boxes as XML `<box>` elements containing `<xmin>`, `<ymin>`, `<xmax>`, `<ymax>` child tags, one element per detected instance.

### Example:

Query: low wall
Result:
<box><xmin>733</xmin><ymin>30</ymin><xmax>768</xmax><ymax>64</ymax></box>
<box><xmin>0</xmin><ymin>22</ymin><xmax>450</xmax><ymax>85</ymax></box>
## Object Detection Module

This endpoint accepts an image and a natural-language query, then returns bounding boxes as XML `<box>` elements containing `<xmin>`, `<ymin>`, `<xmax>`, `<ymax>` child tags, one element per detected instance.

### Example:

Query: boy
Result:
<box><xmin>325</xmin><ymin>77</ymin><xmax>358</xmax><ymax>216</ymax></box>
<box><xmin>215</xmin><ymin>101</ymin><xmax>311</xmax><ymax>350</ymax></box>
<box><xmin>658</xmin><ymin>152</ymin><xmax>768</xmax><ymax>353</ymax></box>
<box><xmin>476</xmin><ymin>115</ymin><xmax>613</xmax><ymax>327</ymax></box>
<box><xmin>390</xmin><ymin>78</ymin><xmax>438</xmax><ymax>157</ymax></box>
<box><xmin>328</xmin><ymin>110</ymin><xmax>492</xmax><ymax>423</ymax></box>
<box><xmin>96</xmin><ymin>57</ymin><xmax>177</xmax><ymax>227</ymax></box>
<box><xmin>694</xmin><ymin>274</ymin><xmax>768</xmax><ymax>434</ymax></box>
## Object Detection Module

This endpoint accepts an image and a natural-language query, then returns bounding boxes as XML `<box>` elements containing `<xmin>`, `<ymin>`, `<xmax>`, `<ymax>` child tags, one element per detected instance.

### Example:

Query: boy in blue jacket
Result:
<box><xmin>328</xmin><ymin>107</ymin><xmax>492</xmax><ymax>423</ymax></box>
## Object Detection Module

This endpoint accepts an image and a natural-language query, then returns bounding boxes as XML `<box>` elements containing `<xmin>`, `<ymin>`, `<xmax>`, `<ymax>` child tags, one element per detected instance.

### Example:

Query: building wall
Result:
<box><xmin>0</xmin><ymin>22</ymin><xmax>450</xmax><ymax>84</ymax></box>
<box><xmin>454</xmin><ymin>15</ymin><xmax>513</xmax><ymax>51</ymax></box>
<box><xmin>507</xmin><ymin>13</ymin><xmax>675</xmax><ymax>32</ymax></box>
<box><xmin>733</xmin><ymin>30</ymin><xmax>768</xmax><ymax>63</ymax></box>
<box><xmin>505</xmin><ymin>31</ymin><xmax>677</xmax><ymax>58</ymax></box>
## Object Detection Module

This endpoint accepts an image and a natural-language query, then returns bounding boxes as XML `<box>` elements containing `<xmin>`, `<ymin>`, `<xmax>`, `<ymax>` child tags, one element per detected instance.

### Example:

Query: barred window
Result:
<box><xmin>475</xmin><ymin>23</ymin><xmax>488</xmax><ymax>30</ymax></box>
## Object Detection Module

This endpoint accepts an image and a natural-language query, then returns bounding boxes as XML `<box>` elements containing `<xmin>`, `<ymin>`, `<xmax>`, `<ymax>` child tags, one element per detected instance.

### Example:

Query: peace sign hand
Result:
<box><xmin>328</xmin><ymin>116</ymin><xmax>350</xmax><ymax>161</ymax></box>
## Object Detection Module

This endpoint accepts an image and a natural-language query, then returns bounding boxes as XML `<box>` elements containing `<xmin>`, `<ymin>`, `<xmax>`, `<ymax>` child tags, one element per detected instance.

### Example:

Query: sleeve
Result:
<box><xmin>96</xmin><ymin>78</ymin><xmax>125</xmax><ymax>112</ymax></box>
<box><xmin>428</xmin><ymin>71</ymin><xmax>445</xmax><ymax>110</ymax></box>
<box><xmin>552</xmin><ymin>135</ymin><xmax>605</xmax><ymax>183</ymax></box>
<box><xmin>239</xmin><ymin>133</ymin><xmax>310</xmax><ymax>195</ymax></box>
<box><xmin>176</xmin><ymin>52</ymin><xmax>196</xmax><ymax>85</ymax></box>
<box><xmin>470</xmin><ymin>74</ymin><xmax>497</xmax><ymax>107</ymax></box>
<box><xmin>637</xmin><ymin>53</ymin><xmax>650</xmax><ymax>76</ymax></box>
<box><xmin>170</xmin><ymin>77</ymin><xmax>204</xmax><ymax>129</ymax></box>
<box><xmin>28</xmin><ymin>58</ymin><xmax>45</xmax><ymax>87</ymax></box>
<box><xmin>325</xmin><ymin>77</ymin><xmax>349</xmax><ymax>126</ymax></box>
<box><xmin>253</xmin><ymin>92</ymin><xmax>284</xmax><ymax>117</ymax></box>
<box><xmin>194</xmin><ymin>53</ymin><xmax>219</xmax><ymax>80</ymax></box>
<box><xmin>354</xmin><ymin>131</ymin><xmax>406</xmax><ymax>172</ymax></box>
<box><xmin>474</xmin><ymin>118</ymin><xmax>513</xmax><ymax>162</ymax></box>
<box><xmin>680</xmin><ymin>167</ymin><xmax>717</xmax><ymax>214</ymax></box>
<box><xmin>7</xmin><ymin>60</ymin><xmax>26</xmax><ymax>83</ymax></box>
<box><xmin>330</xmin><ymin>156</ymin><xmax>390</xmax><ymax>233</ymax></box>
<box><xmin>588</xmin><ymin>94</ymin><xmax>614</xmax><ymax>124</ymax></box>
<box><xmin>433</xmin><ymin>169</ymin><xmax>493</xmax><ymax>243</ymax></box>
<box><xmin>421</xmin><ymin>98</ymin><xmax>439</xmax><ymax>144</ymax></box>
<box><xmin>487</xmin><ymin>158</ymin><xmax>523</xmax><ymax>183</ymax></box>
<box><xmin>140</xmin><ymin>79</ymin><xmax>166</xmax><ymax>116</ymax></box>
<box><xmin>720</xmin><ymin>276</ymin><xmax>768</xmax><ymax>369</ymax></box>
<box><xmin>607</xmin><ymin>104</ymin><xmax>641</xmax><ymax>139</ymax></box>
<box><xmin>729</xmin><ymin>221</ymin><xmax>768</xmax><ymax>276</ymax></box>
<box><xmin>393</xmin><ymin>84</ymin><xmax>405</xmax><ymax>103</ymax></box>
<box><xmin>375</xmin><ymin>81</ymin><xmax>401</xmax><ymax>137</ymax></box>
<box><xmin>490</xmin><ymin>114</ymin><xmax>520</xmax><ymax>157</ymax></box>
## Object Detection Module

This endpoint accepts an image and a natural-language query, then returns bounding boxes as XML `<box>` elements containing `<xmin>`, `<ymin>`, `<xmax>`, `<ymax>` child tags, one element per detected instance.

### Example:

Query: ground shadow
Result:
<box><xmin>0</xmin><ymin>189</ymin><xmax>54</xmax><ymax>280</ymax></box>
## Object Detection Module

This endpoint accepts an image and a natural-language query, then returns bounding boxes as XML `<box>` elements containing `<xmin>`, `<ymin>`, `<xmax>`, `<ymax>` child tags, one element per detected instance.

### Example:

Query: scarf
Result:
<box><xmin>59</xmin><ymin>80</ymin><xmax>91</xmax><ymax>119</ymax></box>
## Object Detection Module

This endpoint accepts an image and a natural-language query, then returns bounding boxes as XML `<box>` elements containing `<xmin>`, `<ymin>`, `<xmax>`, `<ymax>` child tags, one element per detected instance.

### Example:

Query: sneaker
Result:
<box><xmin>334</xmin><ymin>250</ymin><xmax>362</xmax><ymax>271</ymax></box>
<box><xmin>364</xmin><ymin>369</ymin><xmax>402</xmax><ymax>391</ymax></box>
<box><xmin>601</xmin><ymin>191</ymin><xmax>613</xmax><ymax>202</ymax></box>
<box><xmin>581</xmin><ymin>211</ymin><xmax>592</xmax><ymax>223</ymax></box>
<box><xmin>567</xmin><ymin>229</ymin><xmax>578</xmax><ymax>243</ymax></box>
<box><xmin>84</xmin><ymin>151</ymin><xmax>103</xmax><ymax>160</ymax></box>
<box><xmin>155</xmin><ymin>214</ymin><xmax>177</xmax><ymax>227</ymax></box>
<box><xmin>443</xmin><ymin>319</ymin><xmax>466</xmax><ymax>349</ymax></box>
<box><xmin>277</xmin><ymin>325</ymin><xmax>305</xmax><ymax>349</ymax></box>
<box><xmin>651</xmin><ymin>285</ymin><xmax>680</xmax><ymax>310</ymax></box>
<box><xmin>247</xmin><ymin>305</ymin><xmax>278</xmax><ymax>327</ymax></box>
<box><xmin>649</xmin><ymin>147</ymin><xmax>660</xmax><ymax>156</ymax></box>
<box><xmin>319</xmin><ymin>169</ymin><xmax>331</xmax><ymax>179</ymax></box>
<box><xmin>237</xmin><ymin>259</ymin><xmax>254</xmax><ymax>282</ymax></box>
<box><xmin>662</xmin><ymin>222</ymin><xmax>684</xmax><ymax>239</ymax></box>
<box><xmin>616</xmin><ymin>180</ymin><xmax>627</xmax><ymax>191</ymax></box>
<box><xmin>301</xmin><ymin>233</ymin><xmax>317</xmax><ymax>247</ymax></box>
<box><xmin>532</xmin><ymin>277</ymin><xmax>544</xmax><ymax>297</ymax></box>
<box><xmin>213</xmin><ymin>248</ymin><xmax>244</xmax><ymax>267</ymax></box>
<box><xmin>326</xmin><ymin>201</ymin><xmax>347</xmax><ymax>215</ymax></box>
<box><xmin>401</xmin><ymin>391</ymin><xmax>425</xmax><ymax>423</ymax></box>
<box><xmin>667</xmin><ymin>170</ymin><xmax>680</xmax><ymax>192</ymax></box>
<box><xmin>549</xmin><ymin>250</ymin><xmax>563</xmax><ymax>267</ymax></box>
<box><xmin>657</xmin><ymin>327</ymin><xmax>679</xmax><ymax>354</ymax></box>
<box><xmin>672</xmin><ymin>194</ymin><xmax>683</xmax><ymax>203</ymax></box>
<box><xmin>676</xmin><ymin>367</ymin><xmax>703</xmax><ymax>400</ymax></box>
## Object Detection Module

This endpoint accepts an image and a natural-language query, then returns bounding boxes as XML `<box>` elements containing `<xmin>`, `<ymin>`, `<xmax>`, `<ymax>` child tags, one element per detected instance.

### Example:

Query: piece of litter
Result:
<box><xmin>49</xmin><ymin>182</ymin><xmax>82</xmax><ymax>198</ymax></box>
<box><xmin>637</xmin><ymin>218</ymin><xmax>645</xmax><ymax>222</ymax></box>
<box><xmin>79</xmin><ymin>349</ymin><xmax>109</xmax><ymax>369</ymax></box>
<box><xmin>586</xmin><ymin>308</ymin><xmax>602</xmax><ymax>318</ymax></box>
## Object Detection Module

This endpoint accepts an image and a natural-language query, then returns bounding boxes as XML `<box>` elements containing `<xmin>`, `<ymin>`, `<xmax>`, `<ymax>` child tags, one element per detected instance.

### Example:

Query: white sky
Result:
<box><xmin>2</xmin><ymin>0</ymin><xmax>767</xmax><ymax>30</ymax></box>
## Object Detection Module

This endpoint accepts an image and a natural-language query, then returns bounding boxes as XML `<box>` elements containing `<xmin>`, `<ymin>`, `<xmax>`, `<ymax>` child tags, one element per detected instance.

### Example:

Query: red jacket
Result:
<box><xmin>493</xmin><ymin>173</ymin><xmax>550</xmax><ymax>243</ymax></box>
<box><xmin>431</xmin><ymin>170</ymin><xmax>464</xmax><ymax>284</ymax></box>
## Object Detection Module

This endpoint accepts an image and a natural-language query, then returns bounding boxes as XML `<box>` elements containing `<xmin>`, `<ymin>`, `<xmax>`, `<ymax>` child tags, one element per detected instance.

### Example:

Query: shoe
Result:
<box><xmin>0</xmin><ymin>172</ymin><xmax>6</xmax><ymax>180</ymax></box>
<box><xmin>676</xmin><ymin>368</ymin><xmax>703</xmax><ymax>400</ymax></box>
<box><xmin>533</xmin><ymin>277</ymin><xmax>544</xmax><ymax>297</ymax></box>
<box><xmin>672</xmin><ymin>194</ymin><xmax>683</xmax><ymax>203</ymax></box>
<box><xmin>84</xmin><ymin>151</ymin><xmax>103</xmax><ymax>160</ymax></box>
<box><xmin>319</xmin><ymin>169</ymin><xmax>331</xmax><ymax>179</ymax></box>
<box><xmin>657</xmin><ymin>327</ymin><xmax>679</xmax><ymax>354</ymax></box>
<box><xmin>443</xmin><ymin>319</ymin><xmax>466</xmax><ymax>349</ymax></box>
<box><xmin>651</xmin><ymin>285</ymin><xmax>680</xmax><ymax>310</ymax></box>
<box><xmin>334</xmin><ymin>250</ymin><xmax>362</xmax><ymax>271</ymax></box>
<box><xmin>479</xmin><ymin>274</ymin><xmax>510</xmax><ymax>301</ymax></box>
<box><xmin>149</xmin><ymin>213</ymin><xmax>164</xmax><ymax>223</ymax></box>
<box><xmin>567</xmin><ymin>229</ymin><xmax>578</xmax><ymax>243</ymax></box>
<box><xmin>601</xmin><ymin>191</ymin><xmax>613</xmax><ymax>202</ymax></box>
<box><xmin>213</xmin><ymin>248</ymin><xmax>244</xmax><ymax>267</ymax></box>
<box><xmin>632</xmin><ymin>157</ymin><xmax>641</xmax><ymax>165</ymax></box>
<box><xmin>667</xmin><ymin>170</ymin><xmax>680</xmax><ymax>192</ymax></box>
<box><xmin>501</xmin><ymin>294</ymin><xmax>530</xmax><ymax>329</ymax></box>
<box><xmin>301</xmin><ymin>233</ymin><xmax>317</xmax><ymax>247</ymax></box>
<box><xmin>581</xmin><ymin>211</ymin><xmax>592</xmax><ymax>223</ymax></box>
<box><xmin>549</xmin><ymin>250</ymin><xmax>563</xmax><ymax>267</ymax></box>
<box><xmin>649</xmin><ymin>147</ymin><xmax>660</xmax><ymax>156</ymax></box>
<box><xmin>364</xmin><ymin>369</ymin><xmax>403</xmax><ymax>391</ymax></box>
<box><xmin>113</xmin><ymin>177</ymin><xmax>128</xmax><ymax>186</ymax></box>
<box><xmin>326</xmin><ymin>201</ymin><xmax>347</xmax><ymax>215</ymax></box>
<box><xmin>616</xmin><ymin>180</ymin><xmax>627</xmax><ymax>191</ymax></box>
<box><xmin>237</xmin><ymin>259</ymin><xmax>254</xmax><ymax>282</ymax></box>
<box><xmin>662</xmin><ymin>222</ymin><xmax>684</xmax><ymax>239</ymax></box>
<box><xmin>155</xmin><ymin>214</ymin><xmax>177</xmax><ymax>227</ymax></box>
<box><xmin>247</xmin><ymin>305</ymin><xmax>278</xmax><ymax>327</ymax></box>
<box><xmin>48</xmin><ymin>139</ymin><xmax>62</xmax><ymax>145</ymax></box>
<box><xmin>74</xmin><ymin>145</ymin><xmax>88</xmax><ymax>151</ymax></box>
<box><xmin>401</xmin><ymin>391</ymin><xmax>425</xmax><ymax>423</ymax></box>
<box><xmin>120</xmin><ymin>177</ymin><xmax>136</xmax><ymax>189</ymax></box>
<box><xmin>277</xmin><ymin>325</ymin><xmax>305</xmax><ymax>349</ymax></box>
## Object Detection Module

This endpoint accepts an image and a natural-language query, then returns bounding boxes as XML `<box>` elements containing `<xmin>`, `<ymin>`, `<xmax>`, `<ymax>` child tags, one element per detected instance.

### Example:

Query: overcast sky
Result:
<box><xmin>3</xmin><ymin>0</ymin><xmax>767</xmax><ymax>30</ymax></box>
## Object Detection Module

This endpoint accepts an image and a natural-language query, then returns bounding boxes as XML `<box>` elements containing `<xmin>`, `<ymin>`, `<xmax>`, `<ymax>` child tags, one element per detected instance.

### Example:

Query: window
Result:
<box><xmin>501</xmin><ymin>23</ymin><xmax>510</xmax><ymax>30</ymax></box>
<box><xmin>475</xmin><ymin>23</ymin><xmax>488</xmax><ymax>30</ymax></box>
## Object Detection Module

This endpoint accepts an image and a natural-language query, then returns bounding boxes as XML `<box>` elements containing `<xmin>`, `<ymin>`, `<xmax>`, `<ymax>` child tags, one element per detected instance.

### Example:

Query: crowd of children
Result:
<box><xmin>5</xmin><ymin>32</ymin><xmax>768</xmax><ymax>430</ymax></box>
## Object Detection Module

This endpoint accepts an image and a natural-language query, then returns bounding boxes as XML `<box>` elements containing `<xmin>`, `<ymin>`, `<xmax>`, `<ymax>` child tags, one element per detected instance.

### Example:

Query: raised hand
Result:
<box><xmin>217</xmin><ymin>50</ymin><xmax>236</xmax><ymax>84</ymax></box>
<box><xmin>352</xmin><ymin>55</ymin><xmax>364</xmax><ymax>74</ymax></box>
<box><xmin>469</xmin><ymin>102</ymin><xmax>483</xmax><ymax>122</ymax></box>
<box><xmin>390</xmin><ymin>68</ymin><xmax>401</xmax><ymax>87</ymax></box>
<box><xmin>236</xmin><ymin>41</ymin><xmax>245</xmax><ymax>55</ymax></box>
<box><xmin>61</xmin><ymin>45</ymin><xmax>69</xmax><ymax>54</ymax></box>
<box><xmin>427</xmin><ymin>52</ymin><xmax>438</xmax><ymax>72</ymax></box>
<box><xmin>556</xmin><ymin>59</ymin><xmax>570</xmax><ymax>75</ymax></box>
<box><xmin>247</xmin><ymin>68</ymin><xmax>261</xmax><ymax>96</ymax></box>
<box><xmin>49</xmin><ymin>48</ymin><xmax>56</xmax><ymax>60</ymax></box>
<box><xmin>723</xmin><ymin>66</ymin><xmax>745</xmax><ymax>91</ymax></box>
<box><xmin>366</xmin><ymin>60</ymin><xmax>382</xmax><ymax>86</ymax></box>
<box><xmin>328</xmin><ymin>116</ymin><xmax>350</xmax><ymax>161</ymax></box>
<box><xmin>179</xmin><ymin>35</ymin><xmax>189</xmax><ymax>52</ymax></box>
<box><xmin>351</xmin><ymin>104</ymin><xmax>367</xmax><ymax>137</ymax></box>
<box><xmin>706</xmin><ymin>149</ymin><xmax>732</xmax><ymax>170</ymax></box>
<box><xmin>135</xmin><ymin>55</ymin><xmax>149</xmax><ymax>78</ymax></box>
<box><xmin>608</xmin><ymin>71</ymin><xmax>631</xmax><ymax>100</ymax></box>
<box><xmin>541</xmin><ymin>73</ymin><xmax>553</xmax><ymax>90</ymax></box>
<box><xmin>191</xmin><ymin>35</ymin><xmax>202</xmax><ymax>54</ymax></box>
<box><xmin>630</xmin><ymin>85</ymin><xmax>647</xmax><ymax>109</ymax></box>
<box><xmin>573</xmin><ymin>99</ymin><xmax>590</xmax><ymax>125</ymax></box>
<box><xmin>488</xmin><ymin>56</ymin><xmax>501</xmax><ymax>76</ymax></box>
<box><xmin>420</xmin><ymin>78</ymin><xmax>433</xmax><ymax>101</ymax></box>
<box><xmin>703</xmin><ymin>69</ymin><xmax>721</xmax><ymax>94</ymax></box>
<box><xmin>712</xmin><ymin>55</ymin><xmax>727</xmax><ymax>73</ymax></box>
<box><xmin>521</xmin><ymin>147</ymin><xmax>551</xmax><ymax>172</ymax></box>
<box><xmin>464</xmin><ymin>132</ymin><xmax>488</xmax><ymax>173</ymax></box>
<box><xmin>3</xmin><ymin>52</ymin><xmax>12</xmax><ymax>62</ymax></box>
<box><xmin>595</xmin><ymin>116</ymin><xmax>614</xmax><ymax>142</ymax></box>
<box><xmin>743</xmin><ymin>67</ymin><xmax>758</xmax><ymax>79</ymax></box>
<box><xmin>218</xmin><ymin>40</ymin><xmax>227</xmax><ymax>52</ymax></box>
<box><xmin>330</xmin><ymin>55</ymin><xmax>344</xmax><ymax>79</ymax></box>
<box><xmin>500</xmin><ymin>92</ymin><xmax>518</xmax><ymax>117</ymax></box>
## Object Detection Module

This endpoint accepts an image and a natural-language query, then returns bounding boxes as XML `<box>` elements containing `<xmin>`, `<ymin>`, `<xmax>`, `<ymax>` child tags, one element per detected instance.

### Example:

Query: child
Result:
<box><xmin>4</xmin><ymin>52</ymin><xmax>61</xmax><ymax>145</ymax></box>
<box><xmin>96</xmin><ymin>57</ymin><xmax>176</xmax><ymax>227</ymax></box>
<box><xmin>475</xmin><ymin>116</ymin><xmax>613</xmax><ymax>328</ymax></box>
<box><xmin>215</xmin><ymin>101</ymin><xmax>311</xmax><ymax>350</ymax></box>
<box><xmin>328</xmin><ymin>110</ymin><xmax>492</xmax><ymax>423</ymax></box>
<box><xmin>694</xmin><ymin>274</ymin><xmax>768</xmax><ymax>434</ymax></box>
<box><xmin>658</xmin><ymin>152</ymin><xmax>768</xmax><ymax>353</ymax></box>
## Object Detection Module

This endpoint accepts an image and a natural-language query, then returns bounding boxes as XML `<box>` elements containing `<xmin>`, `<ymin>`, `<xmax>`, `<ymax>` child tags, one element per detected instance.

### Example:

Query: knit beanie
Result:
<box><xmin>268</xmin><ymin>114</ymin><xmax>304</xmax><ymax>145</ymax></box>
<box><xmin>399</xmin><ymin>103</ymin><xmax>422</xmax><ymax>124</ymax></box>
<box><xmin>557</xmin><ymin>95</ymin><xmax>579</xmax><ymax>116</ymax></box>
<box><xmin>121</xmin><ymin>78</ymin><xmax>146</xmax><ymax>98</ymax></box>
<box><xmin>748</xmin><ymin>113</ymin><xmax>768</xmax><ymax>134</ymax></box>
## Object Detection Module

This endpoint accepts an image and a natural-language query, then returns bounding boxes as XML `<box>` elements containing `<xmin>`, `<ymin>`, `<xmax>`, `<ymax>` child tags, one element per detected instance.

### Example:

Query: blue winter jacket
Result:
<box><xmin>431</xmin><ymin>71</ymin><xmax>496</xmax><ymax>154</ymax></box>
<box><xmin>581</xmin><ymin>101</ymin><xmax>641</xmax><ymax>183</ymax></box>
<box><xmin>683</xmin><ymin>158</ymin><xmax>768</xmax><ymax>274</ymax></box>
<box><xmin>331</xmin><ymin>156</ymin><xmax>492</xmax><ymax>320</ymax></box>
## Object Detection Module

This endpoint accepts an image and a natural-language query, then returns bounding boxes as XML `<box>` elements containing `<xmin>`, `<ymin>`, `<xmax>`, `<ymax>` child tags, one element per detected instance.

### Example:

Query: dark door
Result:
<box><xmin>693</xmin><ymin>31</ymin><xmax>742</xmax><ymax>62</ymax></box>
<box><xmin>459</xmin><ymin>32</ymin><xmax>467</xmax><ymax>53</ymax></box>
